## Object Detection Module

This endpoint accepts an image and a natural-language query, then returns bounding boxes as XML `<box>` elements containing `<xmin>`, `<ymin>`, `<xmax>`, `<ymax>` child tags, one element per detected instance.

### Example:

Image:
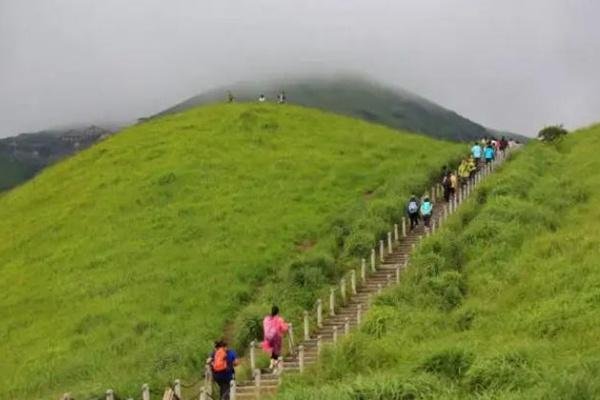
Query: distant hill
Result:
<box><xmin>156</xmin><ymin>76</ymin><xmax>526</xmax><ymax>142</ymax></box>
<box><xmin>0</xmin><ymin>125</ymin><xmax>113</xmax><ymax>191</ymax></box>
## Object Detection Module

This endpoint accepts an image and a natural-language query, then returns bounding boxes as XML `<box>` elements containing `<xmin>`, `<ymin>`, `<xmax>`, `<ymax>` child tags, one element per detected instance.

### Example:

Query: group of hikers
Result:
<box><xmin>406</xmin><ymin>136</ymin><xmax>513</xmax><ymax>229</ymax></box>
<box><xmin>227</xmin><ymin>91</ymin><xmax>287</xmax><ymax>104</ymax></box>
<box><xmin>208</xmin><ymin>306</ymin><xmax>289</xmax><ymax>399</ymax></box>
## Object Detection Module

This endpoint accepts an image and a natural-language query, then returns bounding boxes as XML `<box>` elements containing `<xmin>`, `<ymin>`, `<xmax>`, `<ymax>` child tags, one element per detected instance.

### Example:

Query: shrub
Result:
<box><xmin>420</xmin><ymin>348</ymin><xmax>474</xmax><ymax>380</ymax></box>
<box><xmin>344</xmin><ymin>230</ymin><xmax>375</xmax><ymax>258</ymax></box>
<box><xmin>428</xmin><ymin>271</ymin><xmax>467</xmax><ymax>311</ymax></box>
<box><xmin>232</xmin><ymin>304</ymin><xmax>265</xmax><ymax>353</ymax></box>
<box><xmin>538</xmin><ymin>125</ymin><xmax>568</xmax><ymax>142</ymax></box>
<box><xmin>466</xmin><ymin>351</ymin><xmax>534</xmax><ymax>393</ymax></box>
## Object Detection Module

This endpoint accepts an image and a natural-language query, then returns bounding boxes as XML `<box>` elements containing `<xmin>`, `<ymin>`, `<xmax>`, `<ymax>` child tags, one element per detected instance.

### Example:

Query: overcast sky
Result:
<box><xmin>1</xmin><ymin>0</ymin><xmax>599</xmax><ymax>137</ymax></box>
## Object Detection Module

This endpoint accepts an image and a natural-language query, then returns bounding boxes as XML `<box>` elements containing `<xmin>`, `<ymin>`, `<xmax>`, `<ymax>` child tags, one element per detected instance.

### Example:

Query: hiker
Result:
<box><xmin>227</xmin><ymin>91</ymin><xmax>235</xmax><ymax>103</ymax></box>
<box><xmin>420</xmin><ymin>196</ymin><xmax>433</xmax><ymax>228</ymax></box>
<box><xmin>471</xmin><ymin>141</ymin><xmax>482</xmax><ymax>167</ymax></box>
<box><xmin>407</xmin><ymin>195</ymin><xmax>420</xmax><ymax>230</ymax></box>
<box><xmin>499</xmin><ymin>136</ymin><xmax>509</xmax><ymax>155</ymax></box>
<box><xmin>467</xmin><ymin>156</ymin><xmax>477</xmax><ymax>179</ymax></box>
<box><xmin>258</xmin><ymin>94</ymin><xmax>266</xmax><ymax>102</ymax></box>
<box><xmin>277</xmin><ymin>91</ymin><xmax>286</xmax><ymax>104</ymax></box>
<box><xmin>458</xmin><ymin>158</ymin><xmax>470</xmax><ymax>185</ymax></box>
<box><xmin>210</xmin><ymin>340</ymin><xmax>239</xmax><ymax>400</ymax></box>
<box><xmin>484</xmin><ymin>142</ymin><xmax>495</xmax><ymax>164</ymax></box>
<box><xmin>449</xmin><ymin>171</ymin><xmax>458</xmax><ymax>200</ymax></box>
<box><xmin>442</xmin><ymin>172</ymin><xmax>452</xmax><ymax>202</ymax></box>
<box><xmin>262</xmin><ymin>306</ymin><xmax>289</xmax><ymax>372</ymax></box>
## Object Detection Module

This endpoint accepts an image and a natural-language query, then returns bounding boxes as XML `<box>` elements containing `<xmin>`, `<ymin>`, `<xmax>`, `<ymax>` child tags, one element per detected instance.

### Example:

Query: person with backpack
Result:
<box><xmin>458</xmin><ymin>158</ymin><xmax>470</xmax><ymax>185</ymax></box>
<box><xmin>471</xmin><ymin>141</ymin><xmax>482</xmax><ymax>167</ymax></box>
<box><xmin>407</xmin><ymin>195</ymin><xmax>420</xmax><ymax>230</ymax></box>
<box><xmin>484</xmin><ymin>142</ymin><xmax>495</xmax><ymax>164</ymax></box>
<box><xmin>449</xmin><ymin>171</ymin><xmax>458</xmax><ymax>200</ymax></box>
<box><xmin>210</xmin><ymin>340</ymin><xmax>239</xmax><ymax>400</ymax></box>
<box><xmin>262</xmin><ymin>306</ymin><xmax>289</xmax><ymax>372</ymax></box>
<box><xmin>420</xmin><ymin>196</ymin><xmax>433</xmax><ymax>228</ymax></box>
<box><xmin>442</xmin><ymin>172</ymin><xmax>452</xmax><ymax>202</ymax></box>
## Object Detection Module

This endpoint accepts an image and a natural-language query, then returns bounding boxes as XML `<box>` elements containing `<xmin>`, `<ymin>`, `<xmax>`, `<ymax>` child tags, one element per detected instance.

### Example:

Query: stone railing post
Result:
<box><xmin>142</xmin><ymin>385</ymin><xmax>150</xmax><ymax>400</ymax></box>
<box><xmin>340</xmin><ymin>277</ymin><xmax>347</xmax><ymax>304</ymax></box>
<box><xmin>394</xmin><ymin>223</ymin><xmax>399</xmax><ymax>241</ymax></box>
<box><xmin>250</xmin><ymin>340</ymin><xmax>256</xmax><ymax>371</ymax></box>
<box><xmin>317</xmin><ymin>335</ymin><xmax>322</xmax><ymax>355</ymax></box>
<box><xmin>316</xmin><ymin>299</ymin><xmax>323</xmax><ymax>328</ymax></box>
<box><xmin>379</xmin><ymin>240</ymin><xmax>385</xmax><ymax>262</ymax></box>
<box><xmin>288</xmin><ymin>323</ymin><xmax>295</xmax><ymax>354</ymax></box>
<box><xmin>395</xmin><ymin>265</ymin><xmax>400</xmax><ymax>284</ymax></box>
<box><xmin>344</xmin><ymin>317</ymin><xmax>350</xmax><ymax>335</ymax></box>
<box><xmin>444</xmin><ymin>204</ymin><xmax>449</xmax><ymax>220</ymax></box>
<box><xmin>402</xmin><ymin>217</ymin><xmax>407</xmax><ymax>237</ymax></box>
<box><xmin>377</xmin><ymin>283</ymin><xmax>383</xmax><ymax>295</ymax></box>
<box><xmin>106</xmin><ymin>389</ymin><xmax>114</xmax><ymax>400</ymax></box>
<box><xmin>329</xmin><ymin>288</ymin><xmax>336</xmax><ymax>316</ymax></box>
<box><xmin>200</xmin><ymin>388</ymin><xmax>208</xmax><ymax>400</ymax></box>
<box><xmin>386</xmin><ymin>274</ymin><xmax>392</xmax><ymax>287</ymax></box>
<box><xmin>370</xmin><ymin>248</ymin><xmax>376</xmax><ymax>272</ymax></box>
<box><xmin>303</xmin><ymin>311</ymin><xmax>310</xmax><ymax>340</ymax></box>
<box><xmin>350</xmin><ymin>269</ymin><xmax>357</xmax><ymax>295</ymax></box>
<box><xmin>357</xmin><ymin>304</ymin><xmax>362</xmax><ymax>324</ymax></box>
<box><xmin>298</xmin><ymin>345</ymin><xmax>305</xmax><ymax>373</ymax></box>
<box><xmin>333</xmin><ymin>326</ymin><xmax>338</xmax><ymax>344</ymax></box>
<box><xmin>387</xmin><ymin>232</ymin><xmax>393</xmax><ymax>254</ymax></box>
<box><xmin>361</xmin><ymin>259</ymin><xmax>367</xmax><ymax>283</ymax></box>
<box><xmin>277</xmin><ymin>356</ymin><xmax>284</xmax><ymax>376</ymax></box>
<box><xmin>254</xmin><ymin>369</ymin><xmax>261</xmax><ymax>397</ymax></box>
<box><xmin>230</xmin><ymin>380</ymin><xmax>237</xmax><ymax>400</ymax></box>
<box><xmin>174</xmin><ymin>379</ymin><xmax>181</xmax><ymax>399</ymax></box>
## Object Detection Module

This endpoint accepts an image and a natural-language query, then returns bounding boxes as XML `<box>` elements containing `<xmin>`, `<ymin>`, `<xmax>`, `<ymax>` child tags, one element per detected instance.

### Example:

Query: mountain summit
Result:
<box><xmin>157</xmin><ymin>76</ymin><xmax>524</xmax><ymax>141</ymax></box>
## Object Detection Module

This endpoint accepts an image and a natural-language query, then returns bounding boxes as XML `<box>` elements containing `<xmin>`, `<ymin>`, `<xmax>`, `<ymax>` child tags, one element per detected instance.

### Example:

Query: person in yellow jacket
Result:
<box><xmin>458</xmin><ymin>159</ymin><xmax>470</xmax><ymax>185</ymax></box>
<box><xmin>467</xmin><ymin>156</ymin><xmax>477</xmax><ymax>178</ymax></box>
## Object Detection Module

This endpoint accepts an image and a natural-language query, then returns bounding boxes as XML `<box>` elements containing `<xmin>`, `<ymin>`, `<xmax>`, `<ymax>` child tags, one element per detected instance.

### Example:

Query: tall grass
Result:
<box><xmin>279</xmin><ymin>125</ymin><xmax>600</xmax><ymax>399</ymax></box>
<box><xmin>0</xmin><ymin>103</ymin><xmax>465</xmax><ymax>399</ymax></box>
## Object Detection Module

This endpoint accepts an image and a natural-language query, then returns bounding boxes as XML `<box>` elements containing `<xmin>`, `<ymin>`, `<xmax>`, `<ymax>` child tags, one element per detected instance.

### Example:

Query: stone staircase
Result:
<box><xmin>233</xmin><ymin>217</ymin><xmax>434</xmax><ymax>399</ymax></box>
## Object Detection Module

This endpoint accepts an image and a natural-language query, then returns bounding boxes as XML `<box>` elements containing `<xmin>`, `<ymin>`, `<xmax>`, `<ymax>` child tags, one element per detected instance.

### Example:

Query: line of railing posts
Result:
<box><xmin>65</xmin><ymin>151</ymin><xmax>515</xmax><ymax>400</ymax></box>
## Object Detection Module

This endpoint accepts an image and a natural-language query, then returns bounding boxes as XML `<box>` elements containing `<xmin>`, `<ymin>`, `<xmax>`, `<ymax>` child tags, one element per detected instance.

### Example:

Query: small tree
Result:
<box><xmin>538</xmin><ymin>124</ymin><xmax>568</xmax><ymax>142</ymax></box>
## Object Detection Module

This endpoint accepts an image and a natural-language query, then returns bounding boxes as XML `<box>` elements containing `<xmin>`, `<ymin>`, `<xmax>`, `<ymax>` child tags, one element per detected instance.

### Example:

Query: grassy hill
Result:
<box><xmin>157</xmin><ymin>76</ymin><xmax>526</xmax><ymax>142</ymax></box>
<box><xmin>0</xmin><ymin>104</ymin><xmax>465</xmax><ymax>399</ymax></box>
<box><xmin>278</xmin><ymin>126</ymin><xmax>600</xmax><ymax>399</ymax></box>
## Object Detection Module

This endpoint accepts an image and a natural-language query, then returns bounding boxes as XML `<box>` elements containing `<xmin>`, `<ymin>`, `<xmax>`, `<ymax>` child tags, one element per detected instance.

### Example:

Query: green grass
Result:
<box><xmin>0</xmin><ymin>103</ymin><xmax>465</xmax><ymax>399</ymax></box>
<box><xmin>278</xmin><ymin>126</ymin><xmax>600</xmax><ymax>399</ymax></box>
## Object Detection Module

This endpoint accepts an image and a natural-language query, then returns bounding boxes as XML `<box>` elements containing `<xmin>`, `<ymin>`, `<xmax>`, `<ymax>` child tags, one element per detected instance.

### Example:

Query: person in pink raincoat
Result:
<box><xmin>262</xmin><ymin>305</ymin><xmax>289</xmax><ymax>370</ymax></box>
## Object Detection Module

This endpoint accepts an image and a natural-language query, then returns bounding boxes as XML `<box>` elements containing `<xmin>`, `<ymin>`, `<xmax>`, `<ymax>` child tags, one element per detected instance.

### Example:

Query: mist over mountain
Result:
<box><xmin>157</xmin><ymin>77</ymin><xmax>525</xmax><ymax>142</ymax></box>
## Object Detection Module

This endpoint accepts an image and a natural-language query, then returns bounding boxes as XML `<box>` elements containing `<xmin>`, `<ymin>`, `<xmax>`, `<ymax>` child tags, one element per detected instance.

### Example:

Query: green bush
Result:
<box><xmin>420</xmin><ymin>348</ymin><xmax>474</xmax><ymax>380</ymax></box>
<box><xmin>466</xmin><ymin>351</ymin><xmax>534</xmax><ymax>393</ymax></box>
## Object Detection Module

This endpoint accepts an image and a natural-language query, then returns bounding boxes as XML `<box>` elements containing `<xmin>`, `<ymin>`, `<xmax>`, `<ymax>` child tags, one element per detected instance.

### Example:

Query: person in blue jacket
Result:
<box><xmin>209</xmin><ymin>340</ymin><xmax>239</xmax><ymax>400</ymax></box>
<box><xmin>420</xmin><ymin>196</ymin><xmax>433</xmax><ymax>228</ymax></box>
<box><xmin>484</xmin><ymin>142</ymin><xmax>495</xmax><ymax>164</ymax></box>
<box><xmin>471</xmin><ymin>141</ymin><xmax>483</xmax><ymax>167</ymax></box>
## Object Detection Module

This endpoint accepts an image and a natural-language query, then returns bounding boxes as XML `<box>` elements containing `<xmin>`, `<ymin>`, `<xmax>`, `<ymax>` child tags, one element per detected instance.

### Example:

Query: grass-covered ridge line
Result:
<box><xmin>0</xmin><ymin>103</ymin><xmax>465</xmax><ymax>399</ymax></box>
<box><xmin>278</xmin><ymin>126</ymin><xmax>600</xmax><ymax>399</ymax></box>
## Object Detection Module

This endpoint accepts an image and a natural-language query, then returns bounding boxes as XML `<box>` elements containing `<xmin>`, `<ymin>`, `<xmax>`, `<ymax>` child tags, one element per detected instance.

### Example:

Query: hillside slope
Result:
<box><xmin>278</xmin><ymin>127</ymin><xmax>600</xmax><ymax>399</ymax></box>
<box><xmin>157</xmin><ymin>77</ymin><xmax>526</xmax><ymax>142</ymax></box>
<box><xmin>0</xmin><ymin>104</ymin><xmax>465</xmax><ymax>399</ymax></box>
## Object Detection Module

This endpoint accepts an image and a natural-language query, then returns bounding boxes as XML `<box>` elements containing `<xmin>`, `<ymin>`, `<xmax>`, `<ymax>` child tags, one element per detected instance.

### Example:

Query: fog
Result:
<box><xmin>1</xmin><ymin>0</ymin><xmax>600</xmax><ymax>137</ymax></box>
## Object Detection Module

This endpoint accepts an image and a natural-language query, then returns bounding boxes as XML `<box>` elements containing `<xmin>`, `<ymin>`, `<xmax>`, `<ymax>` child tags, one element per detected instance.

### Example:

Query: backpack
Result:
<box><xmin>212</xmin><ymin>348</ymin><xmax>229</xmax><ymax>373</ymax></box>
<box><xmin>421</xmin><ymin>202</ymin><xmax>432</xmax><ymax>216</ymax></box>
<box><xmin>408</xmin><ymin>201</ymin><xmax>418</xmax><ymax>214</ymax></box>
<box><xmin>264</xmin><ymin>317</ymin><xmax>278</xmax><ymax>341</ymax></box>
